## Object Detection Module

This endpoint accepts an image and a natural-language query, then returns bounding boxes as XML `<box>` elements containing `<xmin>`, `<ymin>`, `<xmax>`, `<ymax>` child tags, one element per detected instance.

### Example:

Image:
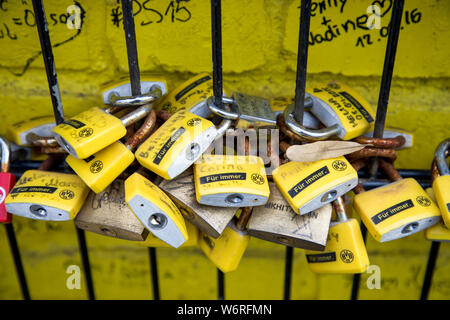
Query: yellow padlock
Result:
<box><xmin>273</xmin><ymin>156</ymin><xmax>358</xmax><ymax>215</ymax></box>
<box><xmin>194</xmin><ymin>154</ymin><xmax>270</xmax><ymax>207</ymax></box>
<box><xmin>432</xmin><ymin>139</ymin><xmax>450</xmax><ymax>228</ymax></box>
<box><xmin>354</xmin><ymin>160</ymin><xmax>441</xmax><ymax>242</ymax></box>
<box><xmin>53</xmin><ymin>88</ymin><xmax>161</xmax><ymax>159</ymax></box>
<box><xmin>424</xmin><ymin>188</ymin><xmax>450</xmax><ymax>242</ymax></box>
<box><xmin>305</xmin><ymin>196</ymin><xmax>370</xmax><ymax>274</ymax></box>
<box><xmin>65</xmin><ymin>110</ymin><xmax>157</xmax><ymax>193</ymax></box>
<box><xmin>198</xmin><ymin>207</ymin><xmax>251</xmax><ymax>273</ymax></box>
<box><xmin>6</xmin><ymin>115</ymin><xmax>56</xmax><ymax>147</ymax></box>
<box><xmin>307</xmin><ymin>82</ymin><xmax>376</xmax><ymax>140</ymax></box>
<box><xmin>135</xmin><ymin>221</ymin><xmax>199</xmax><ymax>248</ymax></box>
<box><xmin>135</xmin><ymin>109</ymin><xmax>230</xmax><ymax>180</ymax></box>
<box><xmin>5</xmin><ymin>169</ymin><xmax>90</xmax><ymax>221</ymax></box>
<box><xmin>125</xmin><ymin>172</ymin><xmax>189</xmax><ymax>248</ymax></box>
<box><xmin>155</xmin><ymin>73</ymin><xmax>218</xmax><ymax>118</ymax></box>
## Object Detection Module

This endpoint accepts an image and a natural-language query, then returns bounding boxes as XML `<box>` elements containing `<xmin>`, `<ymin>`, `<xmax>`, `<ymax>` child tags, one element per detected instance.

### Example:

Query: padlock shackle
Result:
<box><xmin>207</xmin><ymin>96</ymin><xmax>237</xmax><ymax>120</ymax></box>
<box><xmin>332</xmin><ymin>196</ymin><xmax>348</xmax><ymax>222</ymax></box>
<box><xmin>354</xmin><ymin>135</ymin><xmax>406</xmax><ymax>149</ymax></box>
<box><xmin>0</xmin><ymin>136</ymin><xmax>10</xmax><ymax>173</ymax></box>
<box><xmin>125</xmin><ymin>109</ymin><xmax>157</xmax><ymax>151</ymax></box>
<box><xmin>120</xmin><ymin>103</ymin><xmax>152</xmax><ymax>127</ymax></box>
<box><xmin>435</xmin><ymin>138</ymin><xmax>450</xmax><ymax>176</ymax></box>
<box><xmin>378</xmin><ymin>159</ymin><xmax>402</xmax><ymax>182</ymax></box>
<box><xmin>283</xmin><ymin>104</ymin><xmax>340</xmax><ymax>141</ymax></box>
<box><xmin>109</xmin><ymin>85</ymin><xmax>162</xmax><ymax>108</ymax></box>
<box><xmin>26</xmin><ymin>133</ymin><xmax>58</xmax><ymax>147</ymax></box>
<box><xmin>236</xmin><ymin>206</ymin><xmax>253</xmax><ymax>231</ymax></box>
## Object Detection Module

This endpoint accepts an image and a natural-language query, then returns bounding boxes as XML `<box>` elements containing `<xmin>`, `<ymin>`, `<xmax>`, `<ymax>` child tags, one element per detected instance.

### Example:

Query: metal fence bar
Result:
<box><xmin>31</xmin><ymin>0</ymin><xmax>97</xmax><ymax>301</ymax></box>
<box><xmin>75</xmin><ymin>227</ymin><xmax>95</xmax><ymax>300</ymax></box>
<box><xmin>120</xmin><ymin>0</ymin><xmax>161</xmax><ymax>300</ymax></box>
<box><xmin>352</xmin><ymin>0</ymin><xmax>405</xmax><ymax>300</ymax></box>
<box><xmin>218</xmin><ymin>269</ymin><xmax>225</xmax><ymax>300</ymax></box>
<box><xmin>4</xmin><ymin>224</ymin><xmax>30</xmax><ymax>300</ymax></box>
<box><xmin>31</xmin><ymin>0</ymin><xmax>64</xmax><ymax>125</ymax></box>
<box><xmin>121</xmin><ymin>0</ymin><xmax>142</xmax><ymax>96</ymax></box>
<box><xmin>420</xmin><ymin>241</ymin><xmax>441</xmax><ymax>300</ymax></box>
<box><xmin>149</xmin><ymin>247</ymin><xmax>160</xmax><ymax>300</ymax></box>
<box><xmin>283</xmin><ymin>246</ymin><xmax>293</xmax><ymax>300</ymax></box>
<box><xmin>211</xmin><ymin>0</ymin><xmax>223</xmax><ymax>110</ymax></box>
<box><xmin>293</xmin><ymin>0</ymin><xmax>311</xmax><ymax>124</ymax></box>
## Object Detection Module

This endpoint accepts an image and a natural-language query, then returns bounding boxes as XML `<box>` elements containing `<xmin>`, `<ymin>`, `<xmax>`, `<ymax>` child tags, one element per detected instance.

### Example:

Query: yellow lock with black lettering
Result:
<box><xmin>66</xmin><ymin>141</ymin><xmax>135</xmax><ymax>193</ymax></box>
<box><xmin>52</xmin><ymin>107</ymin><xmax>127</xmax><ymax>159</ymax></box>
<box><xmin>135</xmin><ymin>109</ymin><xmax>217</xmax><ymax>180</ymax></box>
<box><xmin>198</xmin><ymin>208</ymin><xmax>250</xmax><ymax>273</ymax></box>
<box><xmin>424</xmin><ymin>188</ymin><xmax>450</xmax><ymax>242</ymax></box>
<box><xmin>354</xmin><ymin>178</ymin><xmax>441</xmax><ymax>242</ymax></box>
<box><xmin>273</xmin><ymin>156</ymin><xmax>358</xmax><ymax>215</ymax></box>
<box><xmin>6</xmin><ymin>115</ymin><xmax>56</xmax><ymax>146</ymax></box>
<box><xmin>305</xmin><ymin>197</ymin><xmax>369</xmax><ymax>274</ymax></box>
<box><xmin>432</xmin><ymin>139</ymin><xmax>450</xmax><ymax>228</ymax></box>
<box><xmin>135</xmin><ymin>221</ymin><xmax>199</xmax><ymax>248</ymax></box>
<box><xmin>308</xmin><ymin>82</ymin><xmax>376</xmax><ymax>140</ymax></box>
<box><xmin>5</xmin><ymin>170</ymin><xmax>90</xmax><ymax>221</ymax></box>
<box><xmin>100</xmin><ymin>75</ymin><xmax>167</xmax><ymax>105</ymax></box>
<box><xmin>194</xmin><ymin>155</ymin><xmax>270</xmax><ymax>207</ymax></box>
<box><xmin>125</xmin><ymin>172</ymin><xmax>189</xmax><ymax>248</ymax></box>
<box><xmin>155</xmin><ymin>73</ymin><xmax>218</xmax><ymax>118</ymax></box>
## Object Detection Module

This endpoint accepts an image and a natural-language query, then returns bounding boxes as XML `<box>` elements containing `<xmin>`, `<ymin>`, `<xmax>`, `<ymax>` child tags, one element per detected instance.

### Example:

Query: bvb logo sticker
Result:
<box><xmin>416</xmin><ymin>196</ymin><xmax>431</xmax><ymax>207</ymax></box>
<box><xmin>251</xmin><ymin>173</ymin><xmax>265</xmax><ymax>185</ymax></box>
<box><xmin>90</xmin><ymin>160</ymin><xmax>103</xmax><ymax>174</ymax></box>
<box><xmin>187</xmin><ymin>118</ymin><xmax>202</xmax><ymax>126</ymax></box>
<box><xmin>340</xmin><ymin>249</ymin><xmax>354</xmax><ymax>263</ymax></box>
<box><xmin>332</xmin><ymin>160</ymin><xmax>347</xmax><ymax>171</ymax></box>
<box><xmin>59</xmin><ymin>189</ymin><xmax>75</xmax><ymax>200</ymax></box>
<box><xmin>78</xmin><ymin>127</ymin><xmax>93</xmax><ymax>138</ymax></box>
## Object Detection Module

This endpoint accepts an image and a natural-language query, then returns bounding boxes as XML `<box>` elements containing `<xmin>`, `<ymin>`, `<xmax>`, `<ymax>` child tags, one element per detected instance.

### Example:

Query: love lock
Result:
<box><xmin>53</xmin><ymin>87</ymin><xmax>162</xmax><ymax>159</ymax></box>
<box><xmin>283</xmin><ymin>82</ymin><xmax>376</xmax><ymax>141</ymax></box>
<box><xmin>247</xmin><ymin>182</ymin><xmax>332</xmax><ymax>250</ymax></box>
<box><xmin>432</xmin><ymin>139</ymin><xmax>450</xmax><ymax>228</ymax></box>
<box><xmin>159</xmin><ymin>169</ymin><xmax>238</xmax><ymax>238</ymax></box>
<box><xmin>75</xmin><ymin>179</ymin><xmax>149</xmax><ymax>241</ymax></box>
<box><xmin>305</xmin><ymin>196</ymin><xmax>370</xmax><ymax>274</ymax></box>
<box><xmin>0</xmin><ymin>136</ymin><xmax>16</xmax><ymax>224</ymax></box>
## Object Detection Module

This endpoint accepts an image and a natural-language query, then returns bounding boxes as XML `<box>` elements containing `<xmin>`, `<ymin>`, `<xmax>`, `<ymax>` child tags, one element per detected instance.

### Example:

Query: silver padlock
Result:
<box><xmin>159</xmin><ymin>169</ymin><xmax>237</xmax><ymax>238</ymax></box>
<box><xmin>247</xmin><ymin>182</ymin><xmax>332</xmax><ymax>250</ymax></box>
<box><xmin>102</xmin><ymin>80</ymin><xmax>168</xmax><ymax>107</ymax></box>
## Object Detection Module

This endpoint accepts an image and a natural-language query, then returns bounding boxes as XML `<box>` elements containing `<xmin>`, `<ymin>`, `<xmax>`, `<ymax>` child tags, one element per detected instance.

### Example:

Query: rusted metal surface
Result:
<box><xmin>126</xmin><ymin>109</ymin><xmax>157</xmax><ymax>151</ymax></box>
<box><xmin>236</xmin><ymin>206</ymin><xmax>253</xmax><ymax>231</ymax></box>
<box><xmin>346</xmin><ymin>147</ymin><xmax>397</xmax><ymax>162</ymax></box>
<box><xmin>378</xmin><ymin>158</ymin><xmax>402</xmax><ymax>181</ymax></box>
<box><xmin>355</xmin><ymin>135</ymin><xmax>406</xmax><ymax>149</ymax></box>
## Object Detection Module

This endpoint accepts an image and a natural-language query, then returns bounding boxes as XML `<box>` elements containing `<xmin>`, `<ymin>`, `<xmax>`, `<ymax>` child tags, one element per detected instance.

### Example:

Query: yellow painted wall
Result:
<box><xmin>0</xmin><ymin>0</ymin><xmax>449</xmax><ymax>300</ymax></box>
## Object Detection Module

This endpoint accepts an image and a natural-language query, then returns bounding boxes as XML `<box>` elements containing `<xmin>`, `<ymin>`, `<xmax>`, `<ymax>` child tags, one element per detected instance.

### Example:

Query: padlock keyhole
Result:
<box><xmin>401</xmin><ymin>222</ymin><xmax>419</xmax><ymax>234</ymax></box>
<box><xmin>321</xmin><ymin>190</ymin><xmax>337</xmax><ymax>203</ymax></box>
<box><xmin>226</xmin><ymin>194</ymin><xmax>243</xmax><ymax>204</ymax></box>
<box><xmin>148</xmin><ymin>213</ymin><xmax>167</xmax><ymax>229</ymax></box>
<box><xmin>29</xmin><ymin>205</ymin><xmax>47</xmax><ymax>218</ymax></box>
<box><xmin>186</xmin><ymin>143</ymin><xmax>201</xmax><ymax>160</ymax></box>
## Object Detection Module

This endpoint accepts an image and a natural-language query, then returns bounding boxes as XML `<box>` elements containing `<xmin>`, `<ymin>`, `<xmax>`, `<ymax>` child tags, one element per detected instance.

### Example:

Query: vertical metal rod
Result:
<box><xmin>217</xmin><ymin>269</ymin><xmax>225</xmax><ymax>300</ymax></box>
<box><xmin>75</xmin><ymin>227</ymin><xmax>95</xmax><ymax>300</ymax></box>
<box><xmin>420</xmin><ymin>241</ymin><xmax>441</xmax><ymax>300</ymax></box>
<box><xmin>5</xmin><ymin>224</ymin><xmax>30</xmax><ymax>300</ymax></box>
<box><xmin>293</xmin><ymin>0</ymin><xmax>312</xmax><ymax>124</ymax></box>
<box><xmin>211</xmin><ymin>0</ymin><xmax>223</xmax><ymax>110</ymax></box>
<box><xmin>149</xmin><ymin>247</ymin><xmax>160</xmax><ymax>300</ymax></box>
<box><xmin>283</xmin><ymin>246</ymin><xmax>293</xmax><ymax>300</ymax></box>
<box><xmin>31</xmin><ymin>0</ymin><xmax>64</xmax><ymax>125</ymax></box>
<box><xmin>369</xmin><ymin>0</ymin><xmax>405</xmax><ymax>176</ymax></box>
<box><xmin>350</xmin><ymin>224</ymin><xmax>367</xmax><ymax>300</ymax></box>
<box><xmin>121</xmin><ymin>0</ymin><xmax>141</xmax><ymax>96</ymax></box>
